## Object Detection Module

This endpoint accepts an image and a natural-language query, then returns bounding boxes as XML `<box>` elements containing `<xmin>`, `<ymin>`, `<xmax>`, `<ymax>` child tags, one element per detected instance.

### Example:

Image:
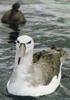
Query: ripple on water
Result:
<box><xmin>0</xmin><ymin>0</ymin><xmax>70</xmax><ymax>100</ymax></box>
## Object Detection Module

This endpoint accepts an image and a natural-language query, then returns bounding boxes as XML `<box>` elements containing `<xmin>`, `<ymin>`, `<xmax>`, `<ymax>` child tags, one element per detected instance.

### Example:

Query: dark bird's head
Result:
<box><xmin>12</xmin><ymin>3</ymin><xmax>20</xmax><ymax>10</ymax></box>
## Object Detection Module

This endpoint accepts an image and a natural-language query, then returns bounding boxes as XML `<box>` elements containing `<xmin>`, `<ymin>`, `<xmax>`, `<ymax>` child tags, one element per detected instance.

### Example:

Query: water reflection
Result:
<box><xmin>8</xmin><ymin>31</ymin><xmax>19</xmax><ymax>43</ymax></box>
<box><xmin>6</xmin><ymin>95</ymin><xmax>37</xmax><ymax>100</ymax></box>
<box><xmin>12</xmin><ymin>96</ymin><xmax>36</xmax><ymax>100</ymax></box>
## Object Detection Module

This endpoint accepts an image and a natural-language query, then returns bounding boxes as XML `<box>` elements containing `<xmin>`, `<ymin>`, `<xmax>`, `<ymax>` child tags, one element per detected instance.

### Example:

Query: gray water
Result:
<box><xmin>0</xmin><ymin>0</ymin><xmax>70</xmax><ymax>100</ymax></box>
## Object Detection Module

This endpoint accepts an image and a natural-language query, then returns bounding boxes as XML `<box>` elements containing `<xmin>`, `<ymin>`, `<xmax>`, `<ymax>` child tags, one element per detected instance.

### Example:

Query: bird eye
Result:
<box><xmin>27</xmin><ymin>41</ymin><xmax>31</xmax><ymax>44</ymax></box>
<box><xmin>17</xmin><ymin>40</ymin><xmax>20</xmax><ymax>43</ymax></box>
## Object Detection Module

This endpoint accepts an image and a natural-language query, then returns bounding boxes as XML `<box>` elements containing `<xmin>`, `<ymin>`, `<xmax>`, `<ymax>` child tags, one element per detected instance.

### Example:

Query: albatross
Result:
<box><xmin>7</xmin><ymin>35</ymin><xmax>67</xmax><ymax>97</ymax></box>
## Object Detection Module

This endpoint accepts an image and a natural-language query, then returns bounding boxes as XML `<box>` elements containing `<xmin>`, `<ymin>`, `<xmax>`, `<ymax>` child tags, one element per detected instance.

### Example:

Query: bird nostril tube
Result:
<box><xmin>19</xmin><ymin>43</ymin><xmax>25</xmax><ymax>48</ymax></box>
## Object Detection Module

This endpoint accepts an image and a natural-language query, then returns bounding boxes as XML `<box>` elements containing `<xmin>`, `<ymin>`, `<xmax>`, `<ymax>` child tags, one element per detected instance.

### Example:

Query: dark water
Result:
<box><xmin>0</xmin><ymin>0</ymin><xmax>70</xmax><ymax>100</ymax></box>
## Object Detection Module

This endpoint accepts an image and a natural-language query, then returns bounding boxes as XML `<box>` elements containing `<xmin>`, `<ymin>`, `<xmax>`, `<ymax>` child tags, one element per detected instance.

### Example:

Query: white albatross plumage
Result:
<box><xmin>7</xmin><ymin>35</ymin><xmax>67</xmax><ymax>97</ymax></box>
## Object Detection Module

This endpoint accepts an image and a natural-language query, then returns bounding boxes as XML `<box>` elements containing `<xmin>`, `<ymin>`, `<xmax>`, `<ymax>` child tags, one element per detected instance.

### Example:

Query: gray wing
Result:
<box><xmin>33</xmin><ymin>49</ymin><xmax>66</xmax><ymax>85</ymax></box>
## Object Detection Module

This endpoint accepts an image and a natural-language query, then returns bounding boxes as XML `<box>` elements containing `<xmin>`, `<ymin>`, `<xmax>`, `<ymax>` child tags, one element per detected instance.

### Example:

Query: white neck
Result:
<box><xmin>20</xmin><ymin>50</ymin><xmax>33</xmax><ymax>66</ymax></box>
<box><xmin>15</xmin><ymin>50</ymin><xmax>33</xmax><ymax>74</ymax></box>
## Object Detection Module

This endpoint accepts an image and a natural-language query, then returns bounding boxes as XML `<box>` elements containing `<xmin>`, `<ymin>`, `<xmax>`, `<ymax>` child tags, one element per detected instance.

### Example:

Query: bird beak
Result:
<box><xmin>19</xmin><ymin>43</ymin><xmax>26</xmax><ymax>56</ymax></box>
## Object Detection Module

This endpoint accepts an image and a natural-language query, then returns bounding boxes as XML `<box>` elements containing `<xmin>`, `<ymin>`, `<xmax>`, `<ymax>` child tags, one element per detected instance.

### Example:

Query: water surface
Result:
<box><xmin>0</xmin><ymin>0</ymin><xmax>70</xmax><ymax>100</ymax></box>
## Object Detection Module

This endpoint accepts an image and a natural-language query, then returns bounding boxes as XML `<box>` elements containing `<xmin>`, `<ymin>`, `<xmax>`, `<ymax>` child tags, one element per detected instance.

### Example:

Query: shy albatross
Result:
<box><xmin>7</xmin><ymin>35</ymin><xmax>67</xmax><ymax>97</ymax></box>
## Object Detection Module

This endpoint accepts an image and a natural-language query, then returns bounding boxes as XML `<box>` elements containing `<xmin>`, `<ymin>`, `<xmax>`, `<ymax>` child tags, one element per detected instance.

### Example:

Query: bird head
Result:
<box><xmin>16</xmin><ymin>35</ymin><xmax>34</xmax><ymax>57</ymax></box>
